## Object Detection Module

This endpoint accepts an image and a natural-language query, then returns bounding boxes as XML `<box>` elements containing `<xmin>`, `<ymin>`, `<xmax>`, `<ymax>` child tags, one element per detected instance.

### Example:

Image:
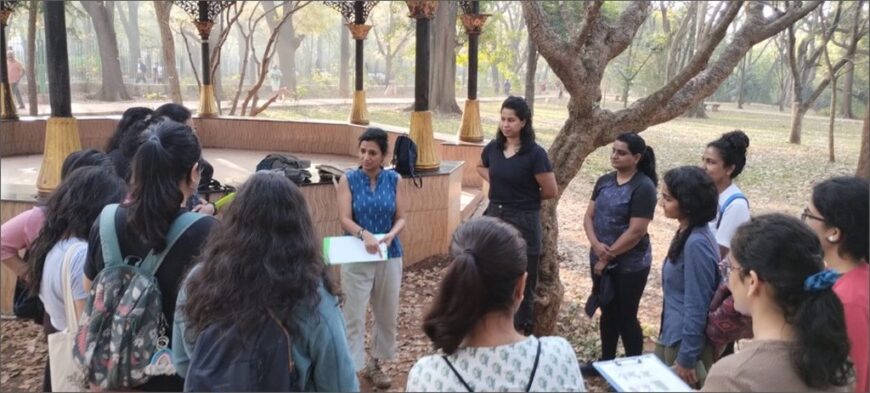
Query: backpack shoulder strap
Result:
<box><xmin>98</xmin><ymin>204</ymin><xmax>124</xmax><ymax>267</ymax></box>
<box><xmin>716</xmin><ymin>193</ymin><xmax>748</xmax><ymax>229</ymax></box>
<box><xmin>525</xmin><ymin>338</ymin><xmax>542</xmax><ymax>392</ymax></box>
<box><xmin>442</xmin><ymin>355</ymin><xmax>474</xmax><ymax>392</ymax></box>
<box><xmin>139</xmin><ymin>212</ymin><xmax>207</xmax><ymax>275</ymax></box>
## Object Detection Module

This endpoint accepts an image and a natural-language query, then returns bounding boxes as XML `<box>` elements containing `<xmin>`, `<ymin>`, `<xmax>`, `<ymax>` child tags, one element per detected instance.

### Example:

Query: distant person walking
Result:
<box><xmin>136</xmin><ymin>59</ymin><xmax>147</xmax><ymax>84</ymax></box>
<box><xmin>503</xmin><ymin>79</ymin><xmax>511</xmax><ymax>96</ymax></box>
<box><xmin>7</xmin><ymin>50</ymin><xmax>25</xmax><ymax>109</ymax></box>
<box><xmin>269</xmin><ymin>64</ymin><xmax>283</xmax><ymax>95</ymax></box>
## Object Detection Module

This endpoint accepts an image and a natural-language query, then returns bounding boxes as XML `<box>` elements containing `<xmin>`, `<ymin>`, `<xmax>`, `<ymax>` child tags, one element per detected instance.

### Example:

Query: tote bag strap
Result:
<box><xmin>61</xmin><ymin>243</ymin><xmax>86</xmax><ymax>330</ymax></box>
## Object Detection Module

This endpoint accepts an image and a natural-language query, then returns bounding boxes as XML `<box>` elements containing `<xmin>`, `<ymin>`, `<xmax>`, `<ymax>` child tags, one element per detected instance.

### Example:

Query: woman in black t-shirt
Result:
<box><xmin>84</xmin><ymin>119</ymin><xmax>218</xmax><ymax>391</ymax></box>
<box><xmin>476</xmin><ymin>96</ymin><xmax>557</xmax><ymax>335</ymax></box>
<box><xmin>581</xmin><ymin>132</ymin><xmax>657</xmax><ymax>375</ymax></box>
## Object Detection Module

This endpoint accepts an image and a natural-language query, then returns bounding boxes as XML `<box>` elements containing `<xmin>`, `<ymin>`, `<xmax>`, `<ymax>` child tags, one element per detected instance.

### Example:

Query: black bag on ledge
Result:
<box><xmin>256</xmin><ymin>153</ymin><xmax>312</xmax><ymax>185</ymax></box>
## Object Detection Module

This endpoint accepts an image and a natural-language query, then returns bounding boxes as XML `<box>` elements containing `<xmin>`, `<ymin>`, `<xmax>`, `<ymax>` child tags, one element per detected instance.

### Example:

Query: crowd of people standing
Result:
<box><xmin>1</xmin><ymin>96</ymin><xmax>867</xmax><ymax>392</ymax></box>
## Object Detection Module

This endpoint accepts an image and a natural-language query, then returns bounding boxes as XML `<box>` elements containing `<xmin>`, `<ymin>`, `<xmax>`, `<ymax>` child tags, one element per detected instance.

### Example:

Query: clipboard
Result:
<box><xmin>592</xmin><ymin>354</ymin><xmax>692</xmax><ymax>392</ymax></box>
<box><xmin>323</xmin><ymin>234</ymin><xmax>388</xmax><ymax>265</ymax></box>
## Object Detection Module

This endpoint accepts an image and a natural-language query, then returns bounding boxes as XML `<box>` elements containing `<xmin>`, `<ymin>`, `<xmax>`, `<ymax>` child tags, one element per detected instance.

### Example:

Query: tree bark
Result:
<box><xmin>737</xmin><ymin>55</ymin><xmax>747</xmax><ymax>108</ymax></box>
<box><xmin>339</xmin><ymin>20</ymin><xmax>350</xmax><ymax>97</ymax></box>
<box><xmin>263</xmin><ymin>1</ymin><xmax>304</xmax><ymax>94</ymax></box>
<box><xmin>522</xmin><ymin>0</ymin><xmax>821</xmax><ymax>334</ymax></box>
<box><xmin>428</xmin><ymin>0</ymin><xmax>460</xmax><ymax>114</ymax></box>
<box><xmin>117</xmin><ymin>1</ymin><xmax>141</xmax><ymax>78</ymax></box>
<box><xmin>828</xmin><ymin>75</ymin><xmax>837</xmax><ymax>162</ymax></box>
<box><xmin>81</xmin><ymin>1</ymin><xmax>131</xmax><ymax>101</ymax></box>
<box><xmin>154</xmin><ymin>1</ymin><xmax>182</xmax><ymax>103</ymax></box>
<box><xmin>839</xmin><ymin>61</ymin><xmax>854</xmax><ymax>118</ymax></box>
<box><xmin>525</xmin><ymin>37</ymin><xmax>537</xmax><ymax>115</ymax></box>
<box><xmin>26</xmin><ymin>0</ymin><xmax>37</xmax><ymax>115</ymax></box>
<box><xmin>857</xmin><ymin>101</ymin><xmax>870</xmax><ymax>178</ymax></box>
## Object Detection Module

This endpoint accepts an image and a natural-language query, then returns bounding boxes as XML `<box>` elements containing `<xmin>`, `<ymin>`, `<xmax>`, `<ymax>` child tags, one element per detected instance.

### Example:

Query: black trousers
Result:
<box><xmin>599</xmin><ymin>266</ymin><xmax>650</xmax><ymax>360</ymax></box>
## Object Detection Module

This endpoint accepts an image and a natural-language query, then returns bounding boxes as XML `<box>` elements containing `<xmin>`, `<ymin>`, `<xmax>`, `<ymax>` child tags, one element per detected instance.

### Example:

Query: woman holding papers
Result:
<box><xmin>656</xmin><ymin>166</ymin><xmax>720</xmax><ymax>388</ymax></box>
<box><xmin>703</xmin><ymin>214</ymin><xmax>854</xmax><ymax>392</ymax></box>
<box><xmin>337</xmin><ymin>127</ymin><xmax>408</xmax><ymax>389</ymax></box>
<box><xmin>406</xmin><ymin>217</ymin><xmax>585</xmax><ymax>392</ymax></box>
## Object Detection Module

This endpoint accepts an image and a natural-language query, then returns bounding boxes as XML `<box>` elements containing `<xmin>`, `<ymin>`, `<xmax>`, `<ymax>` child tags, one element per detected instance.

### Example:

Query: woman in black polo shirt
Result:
<box><xmin>476</xmin><ymin>96</ymin><xmax>557</xmax><ymax>335</ymax></box>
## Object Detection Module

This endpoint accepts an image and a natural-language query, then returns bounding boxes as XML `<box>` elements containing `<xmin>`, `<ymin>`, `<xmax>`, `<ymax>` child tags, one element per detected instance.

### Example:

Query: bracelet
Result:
<box><xmin>356</xmin><ymin>228</ymin><xmax>365</xmax><ymax>239</ymax></box>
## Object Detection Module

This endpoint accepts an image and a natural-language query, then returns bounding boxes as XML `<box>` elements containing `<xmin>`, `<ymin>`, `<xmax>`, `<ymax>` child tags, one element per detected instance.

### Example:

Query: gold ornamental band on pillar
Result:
<box><xmin>37</xmin><ymin>117</ymin><xmax>81</xmax><ymax>195</ymax></box>
<box><xmin>198</xmin><ymin>84</ymin><xmax>218</xmax><ymax>117</ymax></box>
<box><xmin>0</xmin><ymin>82</ymin><xmax>17</xmax><ymax>120</ymax></box>
<box><xmin>409</xmin><ymin>110</ymin><xmax>440</xmax><ymax>171</ymax></box>
<box><xmin>350</xmin><ymin>90</ymin><xmax>369</xmax><ymax>126</ymax></box>
<box><xmin>458</xmin><ymin>99</ymin><xmax>483</xmax><ymax>143</ymax></box>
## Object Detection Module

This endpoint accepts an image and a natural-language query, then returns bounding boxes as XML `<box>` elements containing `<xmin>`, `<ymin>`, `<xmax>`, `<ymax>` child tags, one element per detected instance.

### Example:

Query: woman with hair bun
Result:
<box><xmin>406</xmin><ymin>217</ymin><xmax>585</xmax><ymax>392</ymax></box>
<box><xmin>703</xmin><ymin>130</ymin><xmax>753</xmax><ymax>359</ymax></box>
<box><xmin>702</xmin><ymin>214</ymin><xmax>854</xmax><ymax>392</ymax></box>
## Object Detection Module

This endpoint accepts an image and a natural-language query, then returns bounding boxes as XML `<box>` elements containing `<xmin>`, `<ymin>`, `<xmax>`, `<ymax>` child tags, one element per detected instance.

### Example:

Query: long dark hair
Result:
<box><xmin>105</xmin><ymin>107</ymin><xmax>153</xmax><ymax>152</ymax></box>
<box><xmin>60</xmin><ymin>149</ymin><xmax>114</xmax><ymax>180</ymax></box>
<box><xmin>422</xmin><ymin>216</ymin><xmax>527</xmax><ymax>355</ymax></box>
<box><xmin>663</xmin><ymin>166</ymin><xmax>718</xmax><ymax>261</ymax></box>
<box><xmin>495</xmin><ymin>96</ymin><xmax>536</xmax><ymax>154</ymax></box>
<box><xmin>707</xmin><ymin>130</ymin><xmax>750</xmax><ymax>179</ymax></box>
<box><xmin>812</xmin><ymin>176</ymin><xmax>869</xmax><ymax>263</ymax></box>
<box><xmin>183</xmin><ymin>172</ymin><xmax>336</xmax><ymax>342</ymax></box>
<box><xmin>731</xmin><ymin>214</ymin><xmax>853</xmax><ymax>389</ymax></box>
<box><xmin>616</xmin><ymin>132</ymin><xmax>657</xmax><ymax>186</ymax></box>
<box><xmin>127</xmin><ymin>119</ymin><xmax>201</xmax><ymax>252</ymax></box>
<box><xmin>27</xmin><ymin>167</ymin><xmax>127</xmax><ymax>294</ymax></box>
<box><xmin>153</xmin><ymin>103</ymin><xmax>192</xmax><ymax>124</ymax></box>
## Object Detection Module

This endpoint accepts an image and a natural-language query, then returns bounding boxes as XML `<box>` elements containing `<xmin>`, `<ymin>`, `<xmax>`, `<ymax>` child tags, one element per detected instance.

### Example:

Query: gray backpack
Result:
<box><xmin>73</xmin><ymin>204</ymin><xmax>205</xmax><ymax>389</ymax></box>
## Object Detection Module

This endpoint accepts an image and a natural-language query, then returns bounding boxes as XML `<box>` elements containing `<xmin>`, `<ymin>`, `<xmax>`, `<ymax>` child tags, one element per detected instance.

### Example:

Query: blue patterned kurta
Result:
<box><xmin>346</xmin><ymin>168</ymin><xmax>403</xmax><ymax>258</ymax></box>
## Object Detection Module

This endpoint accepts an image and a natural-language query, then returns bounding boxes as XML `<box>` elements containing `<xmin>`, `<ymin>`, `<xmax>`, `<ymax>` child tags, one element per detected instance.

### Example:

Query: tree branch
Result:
<box><xmin>521</xmin><ymin>1</ymin><xmax>571</xmax><ymax>72</ymax></box>
<box><xmin>571</xmin><ymin>0</ymin><xmax>603</xmax><ymax>55</ymax></box>
<box><xmin>605</xmin><ymin>1</ymin><xmax>651</xmax><ymax>61</ymax></box>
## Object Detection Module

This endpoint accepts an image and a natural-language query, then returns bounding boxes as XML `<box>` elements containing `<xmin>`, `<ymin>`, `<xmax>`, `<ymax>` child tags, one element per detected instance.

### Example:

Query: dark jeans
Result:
<box><xmin>599</xmin><ymin>266</ymin><xmax>650</xmax><ymax>360</ymax></box>
<box><xmin>11</xmin><ymin>82</ymin><xmax>24</xmax><ymax>108</ymax></box>
<box><xmin>484</xmin><ymin>204</ymin><xmax>542</xmax><ymax>334</ymax></box>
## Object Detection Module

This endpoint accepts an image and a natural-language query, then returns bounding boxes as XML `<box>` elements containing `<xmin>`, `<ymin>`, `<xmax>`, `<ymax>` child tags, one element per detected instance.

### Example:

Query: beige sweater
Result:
<box><xmin>702</xmin><ymin>340</ymin><xmax>853</xmax><ymax>392</ymax></box>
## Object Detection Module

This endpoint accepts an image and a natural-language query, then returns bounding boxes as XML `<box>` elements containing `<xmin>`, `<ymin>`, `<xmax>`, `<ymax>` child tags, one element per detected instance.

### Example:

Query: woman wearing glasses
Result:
<box><xmin>801</xmin><ymin>176</ymin><xmax>868</xmax><ymax>393</ymax></box>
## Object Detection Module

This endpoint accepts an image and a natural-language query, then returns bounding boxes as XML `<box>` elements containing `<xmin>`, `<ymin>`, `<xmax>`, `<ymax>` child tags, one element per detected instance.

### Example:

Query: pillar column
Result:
<box><xmin>406</xmin><ymin>0</ymin><xmax>439</xmax><ymax>172</ymax></box>
<box><xmin>195</xmin><ymin>1</ymin><xmax>218</xmax><ymax>117</ymax></box>
<box><xmin>457</xmin><ymin>2</ymin><xmax>489</xmax><ymax>143</ymax></box>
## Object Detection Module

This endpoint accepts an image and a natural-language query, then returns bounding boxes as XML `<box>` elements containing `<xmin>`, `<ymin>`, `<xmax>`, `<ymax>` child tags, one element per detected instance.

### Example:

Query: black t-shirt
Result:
<box><xmin>481</xmin><ymin>141</ymin><xmax>553</xmax><ymax>211</ymax></box>
<box><xmin>590</xmin><ymin>171</ymin><xmax>657</xmax><ymax>273</ymax></box>
<box><xmin>84</xmin><ymin>206</ymin><xmax>217</xmax><ymax>391</ymax></box>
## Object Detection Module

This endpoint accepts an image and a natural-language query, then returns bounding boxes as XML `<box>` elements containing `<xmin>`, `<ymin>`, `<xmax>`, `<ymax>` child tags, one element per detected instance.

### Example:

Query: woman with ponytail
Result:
<box><xmin>406</xmin><ymin>217</ymin><xmax>584</xmax><ymax>392</ymax></box>
<box><xmin>656</xmin><ymin>166</ymin><xmax>720</xmax><ymax>387</ymax></box>
<box><xmin>83</xmin><ymin>119</ymin><xmax>218</xmax><ymax>391</ymax></box>
<box><xmin>703</xmin><ymin>214</ymin><xmax>854</xmax><ymax>391</ymax></box>
<box><xmin>802</xmin><ymin>176</ymin><xmax>868</xmax><ymax>392</ymax></box>
<box><xmin>581</xmin><ymin>132</ymin><xmax>657</xmax><ymax>375</ymax></box>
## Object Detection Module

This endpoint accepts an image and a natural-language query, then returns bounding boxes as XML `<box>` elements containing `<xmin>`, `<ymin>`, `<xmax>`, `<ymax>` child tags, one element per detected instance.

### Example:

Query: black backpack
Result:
<box><xmin>256</xmin><ymin>153</ymin><xmax>312</xmax><ymax>185</ymax></box>
<box><xmin>184</xmin><ymin>314</ymin><xmax>298</xmax><ymax>392</ymax></box>
<box><xmin>392</xmin><ymin>135</ymin><xmax>422</xmax><ymax>188</ymax></box>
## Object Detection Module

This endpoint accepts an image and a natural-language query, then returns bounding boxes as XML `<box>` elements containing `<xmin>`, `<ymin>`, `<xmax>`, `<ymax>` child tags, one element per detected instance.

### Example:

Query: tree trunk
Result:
<box><xmin>685</xmin><ymin>101</ymin><xmax>707</xmax><ymax>118</ymax></box>
<box><xmin>339</xmin><ymin>22</ymin><xmax>350</xmax><ymax>97</ymax></box>
<box><xmin>428</xmin><ymin>0</ymin><xmax>460</xmax><ymax>114</ymax></box>
<box><xmin>839</xmin><ymin>62</ymin><xmax>854</xmax><ymax>118</ymax></box>
<box><xmin>490</xmin><ymin>63</ymin><xmax>499</xmax><ymax>95</ymax></box>
<box><xmin>153</xmin><ymin>1</ymin><xmax>182</xmax><ymax>103</ymax></box>
<box><xmin>262</xmin><ymin>1</ymin><xmax>303</xmax><ymax>93</ymax></box>
<box><xmin>209</xmin><ymin>21</ymin><xmax>223</xmax><ymax>114</ymax></box>
<box><xmin>857</xmin><ymin>101</ymin><xmax>870</xmax><ymax>178</ymax></box>
<box><xmin>385</xmin><ymin>56</ymin><xmax>394</xmax><ymax>89</ymax></box>
<box><xmin>81</xmin><ymin>1</ymin><xmax>131</xmax><ymax>101</ymax></box>
<box><xmin>737</xmin><ymin>56</ymin><xmax>747</xmax><ymax>108</ymax></box>
<box><xmin>117</xmin><ymin>2</ymin><xmax>141</xmax><ymax>78</ymax></box>
<box><xmin>789</xmin><ymin>102</ymin><xmax>807</xmax><ymax>144</ymax></box>
<box><xmin>26</xmin><ymin>0</ymin><xmax>37</xmax><ymax>115</ymax></box>
<box><xmin>525</xmin><ymin>37</ymin><xmax>537</xmax><ymax>115</ymax></box>
<box><xmin>828</xmin><ymin>75</ymin><xmax>837</xmax><ymax>162</ymax></box>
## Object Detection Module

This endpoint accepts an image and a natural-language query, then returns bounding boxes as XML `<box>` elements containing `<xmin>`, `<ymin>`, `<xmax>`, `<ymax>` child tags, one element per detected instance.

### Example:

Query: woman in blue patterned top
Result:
<box><xmin>337</xmin><ymin>127</ymin><xmax>408</xmax><ymax>389</ymax></box>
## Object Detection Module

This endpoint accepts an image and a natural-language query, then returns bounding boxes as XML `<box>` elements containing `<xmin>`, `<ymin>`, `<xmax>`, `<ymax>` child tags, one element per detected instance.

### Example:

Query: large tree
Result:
<box><xmin>372</xmin><ymin>1</ymin><xmax>413</xmax><ymax>90</ymax></box>
<box><xmin>522</xmin><ymin>0</ymin><xmax>821</xmax><ymax>334</ymax></box>
<box><xmin>262</xmin><ymin>1</ymin><xmax>308</xmax><ymax>94</ymax></box>
<box><xmin>153</xmin><ymin>1</ymin><xmax>182</xmax><ymax>103</ymax></box>
<box><xmin>116</xmin><ymin>1</ymin><xmax>141</xmax><ymax>78</ymax></box>
<box><xmin>80</xmin><ymin>0</ymin><xmax>131</xmax><ymax>101</ymax></box>
<box><xmin>858</xmin><ymin>100</ymin><xmax>870</xmax><ymax>179</ymax></box>
<box><xmin>428</xmin><ymin>0</ymin><xmax>461</xmax><ymax>114</ymax></box>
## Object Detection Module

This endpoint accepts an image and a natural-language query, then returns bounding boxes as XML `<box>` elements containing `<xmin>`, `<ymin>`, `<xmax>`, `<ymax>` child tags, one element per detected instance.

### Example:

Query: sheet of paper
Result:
<box><xmin>593</xmin><ymin>354</ymin><xmax>693</xmax><ymax>392</ymax></box>
<box><xmin>323</xmin><ymin>234</ymin><xmax>388</xmax><ymax>265</ymax></box>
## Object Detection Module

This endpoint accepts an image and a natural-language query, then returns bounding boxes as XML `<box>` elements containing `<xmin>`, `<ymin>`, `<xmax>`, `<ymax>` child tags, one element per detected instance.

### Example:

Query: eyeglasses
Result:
<box><xmin>718</xmin><ymin>256</ymin><xmax>744</xmax><ymax>278</ymax></box>
<box><xmin>801</xmin><ymin>207</ymin><xmax>824</xmax><ymax>224</ymax></box>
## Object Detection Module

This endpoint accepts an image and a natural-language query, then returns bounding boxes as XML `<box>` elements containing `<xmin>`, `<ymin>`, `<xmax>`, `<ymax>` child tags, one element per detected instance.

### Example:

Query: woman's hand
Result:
<box><xmin>592</xmin><ymin>241</ymin><xmax>611</xmax><ymax>260</ymax></box>
<box><xmin>379</xmin><ymin>233</ymin><xmax>395</xmax><ymax>249</ymax></box>
<box><xmin>674</xmin><ymin>364</ymin><xmax>698</xmax><ymax>387</ymax></box>
<box><xmin>593</xmin><ymin>259</ymin><xmax>609</xmax><ymax>276</ymax></box>
<box><xmin>362</xmin><ymin>231</ymin><xmax>382</xmax><ymax>256</ymax></box>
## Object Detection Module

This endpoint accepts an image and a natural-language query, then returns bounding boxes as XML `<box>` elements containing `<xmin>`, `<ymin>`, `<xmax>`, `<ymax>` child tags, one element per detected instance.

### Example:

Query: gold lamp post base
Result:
<box><xmin>0</xmin><ymin>82</ymin><xmax>18</xmax><ymax>120</ymax></box>
<box><xmin>36</xmin><ymin>117</ymin><xmax>81</xmax><ymax>196</ymax></box>
<box><xmin>409</xmin><ymin>110</ymin><xmax>440</xmax><ymax>172</ymax></box>
<box><xmin>458</xmin><ymin>99</ymin><xmax>483</xmax><ymax>143</ymax></box>
<box><xmin>350</xmin><ymin>90</ymin><xmax>370</xmax><ymax>125</ymax></box>
<box><xmin>198</xmin><ymin>84</ymin><xmax>218</xmax><ymax>117</ymax></box>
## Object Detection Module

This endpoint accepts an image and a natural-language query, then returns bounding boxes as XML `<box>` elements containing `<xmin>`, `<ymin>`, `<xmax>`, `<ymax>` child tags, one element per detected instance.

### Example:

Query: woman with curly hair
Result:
<box><xmin>656</xmin><ymin>166</ymin><xmax>720</xmax><ymax>387</ymax></box>
<box><xmin>178</xmin><ymin>171</ymin><xmax>358</xmax><ymax>392</ymax></box>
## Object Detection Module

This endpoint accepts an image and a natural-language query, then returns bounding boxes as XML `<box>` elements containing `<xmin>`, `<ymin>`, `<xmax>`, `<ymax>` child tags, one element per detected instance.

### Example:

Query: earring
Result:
<box><xmin>828</xmin><ymin>235</ymin><xmax>839</xmax><ymax>243</ymax></box>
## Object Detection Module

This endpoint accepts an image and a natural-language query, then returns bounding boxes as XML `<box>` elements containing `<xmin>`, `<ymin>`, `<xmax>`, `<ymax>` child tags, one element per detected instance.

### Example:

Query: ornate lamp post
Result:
<box><xmin>0</xmin><ymin>0</ymin><xmax>22</xmax><ymax>120</ymax></box>
<box><xmin>406</xmin><ymin>0</ymin><xmax>439</xmax><ymax>171</ymax></box>
<box><xmin>36</xmin><ymin>0</ymin><xmax>81</xmax><ymax>195</ymax></box>
<box><xmin>174</xmin><ymin>1</ymin><xmax>233</xmax><ymax>117</ymax></box>
<box><xmin>325</xmin><ymin>0</ymin><xmax>378</xmax><ymax>125</ymax></box>
<box><xmin>457</xmin><ymin>0</ymin><xmax>489</xmax><ymax>143</ymax></box>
